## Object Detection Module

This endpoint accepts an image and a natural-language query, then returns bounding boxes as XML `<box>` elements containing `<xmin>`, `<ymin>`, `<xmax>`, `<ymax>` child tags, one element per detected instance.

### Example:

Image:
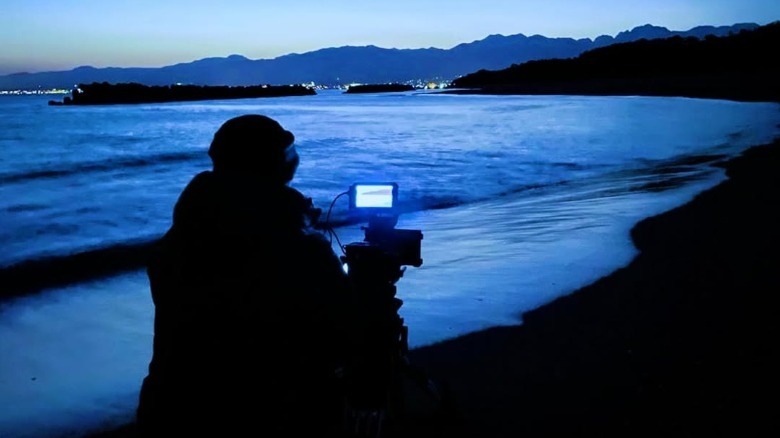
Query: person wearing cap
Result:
<box><xmin>135</xmin><ymin>114</ymin><xmax>359</xmax><ymax>437</ymax></box>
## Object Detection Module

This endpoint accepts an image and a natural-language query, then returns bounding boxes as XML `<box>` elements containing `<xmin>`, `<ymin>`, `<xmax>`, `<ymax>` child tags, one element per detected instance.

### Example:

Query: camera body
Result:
<box><xmin>346</xmin><ymin>183</ymin><xmax>423</xmax><ymax>268</ymax></box>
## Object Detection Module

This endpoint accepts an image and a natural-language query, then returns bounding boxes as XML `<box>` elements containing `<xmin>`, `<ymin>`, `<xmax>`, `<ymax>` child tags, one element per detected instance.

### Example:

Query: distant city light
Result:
<box><xmin>0</xmin><ymin>88</ymin><xmax>69</xmax><ymax>95</ymax></box>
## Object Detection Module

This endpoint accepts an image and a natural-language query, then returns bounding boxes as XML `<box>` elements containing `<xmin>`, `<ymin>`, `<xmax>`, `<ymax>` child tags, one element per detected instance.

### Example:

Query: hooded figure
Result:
<box><xmin>136</xmin><ymin>114</ymin><xmax>357</xmax><ymax>437</ymax></box>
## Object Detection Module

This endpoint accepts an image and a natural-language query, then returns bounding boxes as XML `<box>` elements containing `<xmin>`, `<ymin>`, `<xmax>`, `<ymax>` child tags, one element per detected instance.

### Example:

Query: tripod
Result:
<box><xmin>341</xmin><ymin>241</ymin><xmax>451</xmax><ymax>438</ymax></box>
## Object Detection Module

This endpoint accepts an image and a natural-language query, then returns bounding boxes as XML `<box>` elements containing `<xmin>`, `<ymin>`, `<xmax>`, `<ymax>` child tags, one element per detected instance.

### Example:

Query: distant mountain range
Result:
<box><xmin>0</xmin><ymin>23</ymin><xmax>759</xmax><ymax>90</ymax></box>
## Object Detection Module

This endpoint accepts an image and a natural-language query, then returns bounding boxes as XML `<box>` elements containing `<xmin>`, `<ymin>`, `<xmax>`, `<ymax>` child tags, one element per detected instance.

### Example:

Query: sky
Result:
<box><xmin>1</xmin><ymin>0</ymin><xmax>779</xmax><ymax>75</ymax></box>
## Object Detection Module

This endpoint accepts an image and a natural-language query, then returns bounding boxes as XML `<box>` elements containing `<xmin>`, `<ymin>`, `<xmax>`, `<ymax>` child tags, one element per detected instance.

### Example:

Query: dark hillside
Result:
<box><xmin>449</xmin><ymin>21</ymin><xmax>780</xmax><ymax>102</ymax></box>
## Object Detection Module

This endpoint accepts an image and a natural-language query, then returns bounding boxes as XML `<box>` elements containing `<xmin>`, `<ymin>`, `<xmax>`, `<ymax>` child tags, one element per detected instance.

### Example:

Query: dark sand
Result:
<box><xmin>406</xmin><ymin>139</ymin><xmax>780</xmax><ymax>437</ymax></box>
<box><xmin>88</xmin><ymin>138</ymin><xmax>779</xmax><ymax>437</ymax></box>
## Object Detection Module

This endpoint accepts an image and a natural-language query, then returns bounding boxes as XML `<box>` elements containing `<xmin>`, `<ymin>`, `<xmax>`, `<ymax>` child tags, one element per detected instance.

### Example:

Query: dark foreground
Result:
<box><xmin>87</xmin><ymin>139</ymin><xmax>779</xmax><ymax>437</ymax></box>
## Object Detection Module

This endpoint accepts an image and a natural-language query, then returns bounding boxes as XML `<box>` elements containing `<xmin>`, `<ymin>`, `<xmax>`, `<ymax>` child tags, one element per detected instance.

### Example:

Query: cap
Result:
<box><xmin>207</xmin><ymin>114</ymin><xmax>298</xmax><ymax>181</ymax></box>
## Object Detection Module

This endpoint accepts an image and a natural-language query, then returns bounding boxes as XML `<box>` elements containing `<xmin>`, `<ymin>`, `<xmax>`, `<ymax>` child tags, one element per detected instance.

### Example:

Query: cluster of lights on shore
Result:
<box><xmin>0</xmin><ymin>88</ymin><xmax>70</xmax><ymax>95</ymax></box>
<box><xmin>340</xmin><ymin>81</ymin><xmax>449</xmax><ymax>90</ymax></box>
<box><xmin>1</xmin><ymin>79</ymin><xmax>452</xmax><ymax>95</ymax></box>
<box><xmin>300</xmin><ymin>80</ymin><xmax>450</xmax><ymax>91</ymax></box>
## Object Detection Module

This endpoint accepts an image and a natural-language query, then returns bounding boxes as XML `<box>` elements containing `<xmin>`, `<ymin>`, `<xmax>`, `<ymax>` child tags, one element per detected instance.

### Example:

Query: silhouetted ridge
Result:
<box><xmin>449</xmin><ymin>21</ymin><xmax>780</xmax><ymax>102</ymax></box>
<box><xmin>2</xmin><ymin>23</ymin><xmax>756</xmax><ymax>90</ymax></box>
<box><xmin>49</xmin><ymin>82</ymin><xmax>316</xmax><ymax>105</ymax></box>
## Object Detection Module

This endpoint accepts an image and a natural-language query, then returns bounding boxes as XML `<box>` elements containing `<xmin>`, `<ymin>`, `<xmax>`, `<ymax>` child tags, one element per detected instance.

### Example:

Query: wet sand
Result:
<box><xmin>406</xmin><ymin>138</ymin><xmax>780</xmax><ymax>437</ymax></box>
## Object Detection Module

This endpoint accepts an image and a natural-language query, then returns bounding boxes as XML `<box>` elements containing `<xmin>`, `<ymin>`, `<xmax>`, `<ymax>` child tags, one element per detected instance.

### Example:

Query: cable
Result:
<box><xmin>318</xmin><ymin>191</ymin><xmax>349</xmax><ymax>254</ymax></box>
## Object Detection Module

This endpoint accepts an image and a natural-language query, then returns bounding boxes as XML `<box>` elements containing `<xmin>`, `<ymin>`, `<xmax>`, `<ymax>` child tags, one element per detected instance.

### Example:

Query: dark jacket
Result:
<box><xmin>136</xmin><ymin>171</ymin><xmax>357</xmax><ymax>436</ymax></box>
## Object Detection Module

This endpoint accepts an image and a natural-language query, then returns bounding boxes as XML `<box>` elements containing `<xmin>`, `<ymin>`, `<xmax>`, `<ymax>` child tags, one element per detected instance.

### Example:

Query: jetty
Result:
<box><xmin>48</xmin><ymin>82</ymin><xmax>316</xmax><ymax>105</ymax></box>
<box><xmin>344</xmin><ymin>83</ymin><xmax>414</xmax><ymax>94</ymax></box>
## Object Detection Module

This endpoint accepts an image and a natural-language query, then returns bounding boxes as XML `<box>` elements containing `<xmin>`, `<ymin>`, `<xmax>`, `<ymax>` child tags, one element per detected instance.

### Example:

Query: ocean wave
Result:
<box><xmin>0</xmin><ymin>190</ymin><xmax>475</xmax><ymax>301</ymax></box>
<box><xmin>0</xmin><ymin>239</ymin><xmax>156</xmax><ymax>302</ymax></box>
<box><xmin>0</xmin><ymin>155</ymin><xmax>722</xmax><ymax>302</ymax></box>
<box><xmin>0</xmin><ymin>151</ymin><xmax>202</xmax><ymax>185</ymax></box>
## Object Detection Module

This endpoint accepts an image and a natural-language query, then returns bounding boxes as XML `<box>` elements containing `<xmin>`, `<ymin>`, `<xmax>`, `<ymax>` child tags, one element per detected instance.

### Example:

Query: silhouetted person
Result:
<box><xmin>136</xmin><ymin>114</ymin><xmax>358</xmax><ymax>437</ymax></box>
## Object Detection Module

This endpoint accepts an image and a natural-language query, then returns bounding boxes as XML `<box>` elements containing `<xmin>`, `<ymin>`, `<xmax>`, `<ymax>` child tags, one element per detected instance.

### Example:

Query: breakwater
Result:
<box><xmin>49</xmin><ymin>82</ymin><xmax>315</xmax><ymax>105</ymax></box>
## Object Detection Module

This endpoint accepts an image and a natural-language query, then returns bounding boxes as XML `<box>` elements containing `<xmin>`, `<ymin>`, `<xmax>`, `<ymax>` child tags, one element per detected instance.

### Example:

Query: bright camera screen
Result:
<box><xmin>354</xmin><ymin>184</ymin><xmax>395</xmax><ymax>208</ymax></box>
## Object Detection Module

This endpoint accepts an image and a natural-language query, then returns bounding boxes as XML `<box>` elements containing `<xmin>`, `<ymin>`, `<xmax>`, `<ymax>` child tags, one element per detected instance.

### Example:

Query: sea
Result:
<box><xmin>1</xmin><ymin>89</ymin><xmax>779</xmax><ymax>437</ymax></box>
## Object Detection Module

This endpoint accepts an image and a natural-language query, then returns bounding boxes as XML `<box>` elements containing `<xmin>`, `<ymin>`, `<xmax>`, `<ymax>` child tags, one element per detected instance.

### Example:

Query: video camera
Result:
<box><xmin>345</xmin><ymin>182</ymin><xmax>423</xmax><ymax>268</ymax></box>
<box><xmin>331</xmin><ymin>184</ymin><xmax>445</xmax><ymax>437</ymax></box>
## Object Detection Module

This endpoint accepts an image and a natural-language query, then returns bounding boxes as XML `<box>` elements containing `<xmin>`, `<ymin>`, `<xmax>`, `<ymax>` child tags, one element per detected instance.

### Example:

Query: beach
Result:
<box><xmin>405</xmin><ymin>138</ymin><xmax>780</xmax><ymax>437</ymax></box>
<box><xmin>82</xmin><ymin>137</ymin><xmax>780</xmax><ymax>438</ymax></box>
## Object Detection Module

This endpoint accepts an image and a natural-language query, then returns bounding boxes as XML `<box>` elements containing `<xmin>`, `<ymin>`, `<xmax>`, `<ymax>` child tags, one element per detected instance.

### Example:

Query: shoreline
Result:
<box><xmin>406</xmin><ymin>138</ymin><xmax>780</xmax><ymax>437</ymax></box>
<box><xmin>81</xmin><ymin>138</ymin><xmax>780</xmax><ymax>437</ymax></box>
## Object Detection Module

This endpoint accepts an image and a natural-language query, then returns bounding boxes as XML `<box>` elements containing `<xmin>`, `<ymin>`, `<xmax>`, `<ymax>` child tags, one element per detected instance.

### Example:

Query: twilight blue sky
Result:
<box><xmin>1</xmin><ymin>0</ymin><xmax>779</xmax><ymax>75</ymax></box>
